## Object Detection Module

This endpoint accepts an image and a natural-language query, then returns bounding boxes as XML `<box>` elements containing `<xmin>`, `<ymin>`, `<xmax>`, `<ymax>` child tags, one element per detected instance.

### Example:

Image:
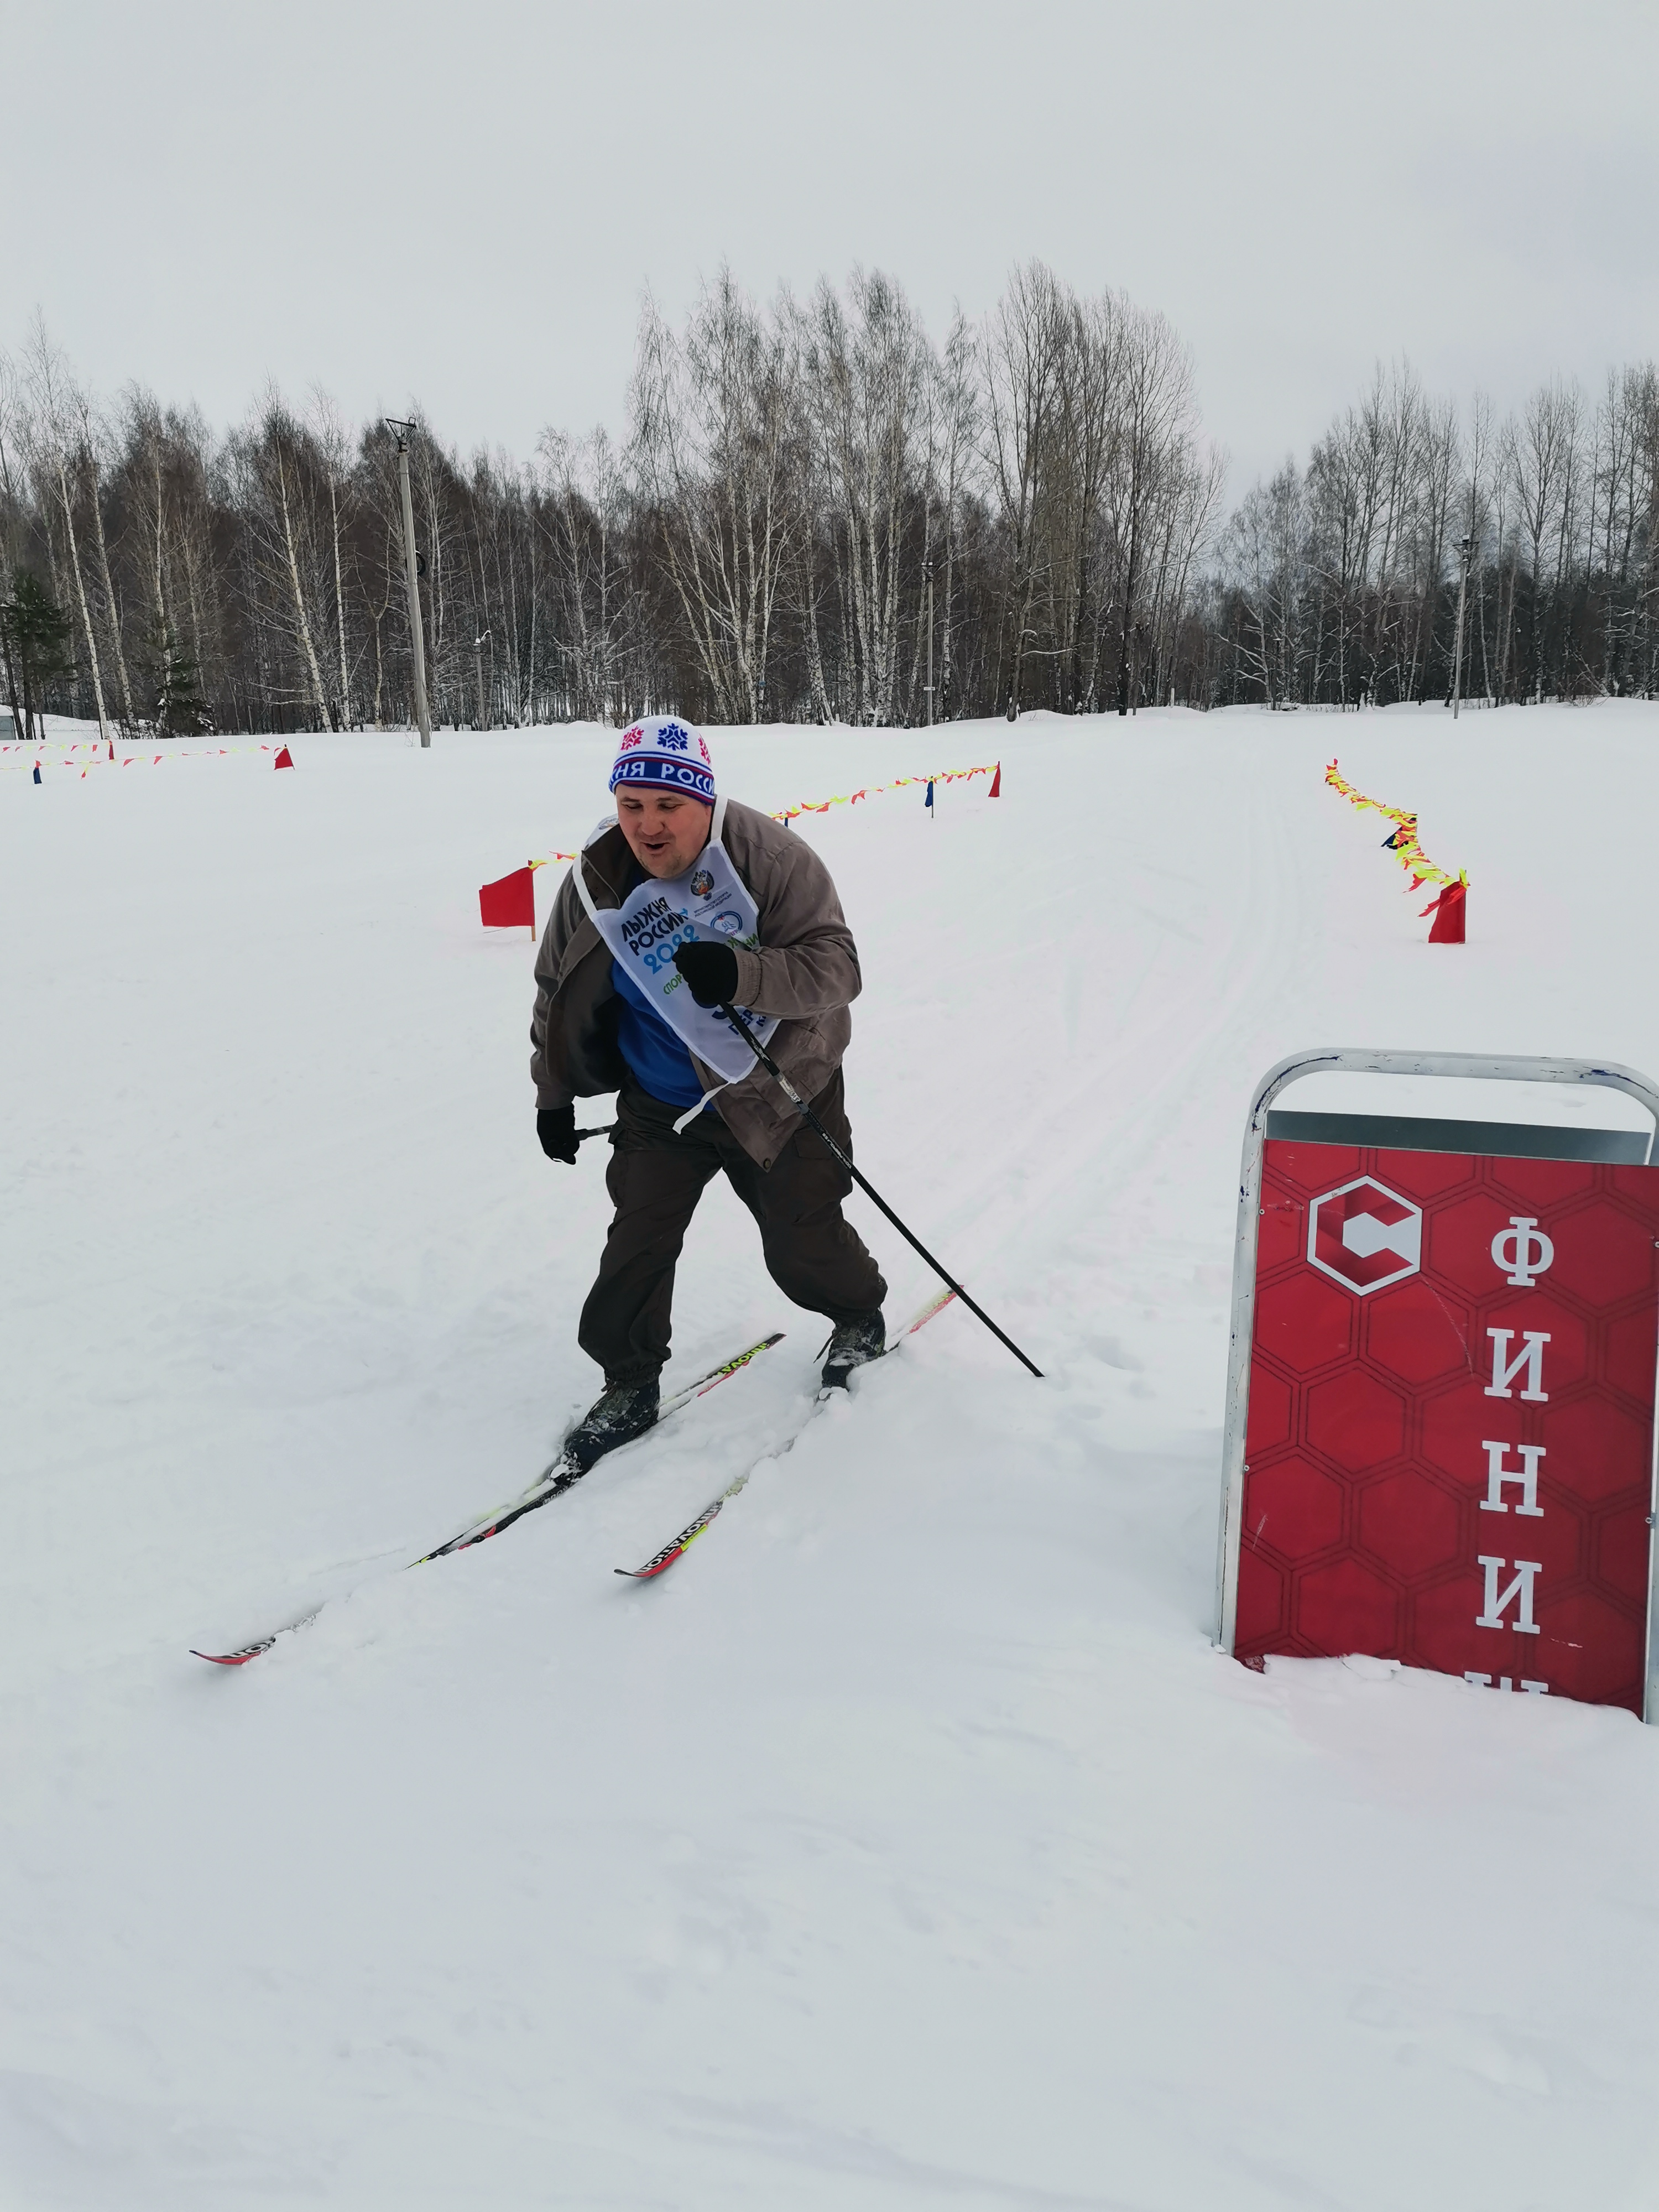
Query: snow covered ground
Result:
<box><xmin>6</xmin><ymin>702</ymin><xmax>1659</xmax><ymax>2209</ymax></box>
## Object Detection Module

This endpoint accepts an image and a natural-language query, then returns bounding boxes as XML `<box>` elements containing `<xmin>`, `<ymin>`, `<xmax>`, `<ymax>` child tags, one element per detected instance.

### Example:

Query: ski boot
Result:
<box><xmin>565</xmin><ymin>1375</ymin><xmax>660</xmax><ymax>1471</ymax></box>
<box><xmin>820</xmin><ymin>1309</ymin><xmax>886</xmax><ymax>1392</ymax></box>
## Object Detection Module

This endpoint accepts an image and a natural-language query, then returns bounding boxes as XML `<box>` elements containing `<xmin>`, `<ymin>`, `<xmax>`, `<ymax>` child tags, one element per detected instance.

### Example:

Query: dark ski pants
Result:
<box><xmin>578</xmin><ymin>1072</ymin><xmax>887</xmax><ymax>1383</ymax></box>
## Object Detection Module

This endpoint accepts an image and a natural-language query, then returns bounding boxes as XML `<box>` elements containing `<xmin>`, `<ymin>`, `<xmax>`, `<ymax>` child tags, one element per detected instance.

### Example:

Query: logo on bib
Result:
<box><xmin>578</xmin><ymin>826</ymin><xmax>773</xmax><ymax>1082</ymax></box>
<box><xmin>690</xmin><ymin>869</ymin><xmax>715</xmax><ymax>898</ymax></box>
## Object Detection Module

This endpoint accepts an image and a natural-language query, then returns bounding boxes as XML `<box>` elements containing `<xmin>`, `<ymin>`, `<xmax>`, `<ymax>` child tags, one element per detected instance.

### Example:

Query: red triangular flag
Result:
<box><xmin>480</xmin><ymin>864</ymin><xmax>537</xmax><ymax>934</ymax></box>
<box><xmin>108</xmin><ymin>740</ymin><xmax>114</xmax><ymax>760</ymax></box>
<box><xmin>1422</xmin><ymin>881</ymin><xmax>1467</xmax><ymax>943</ymax></box>
<box><xmin>989</xmin><ymin>762</ymin><xmax>1001</xmax><ymax>797</ymax></box>
<box><xmin>274</xmin><ymin>745</ymin><xmax>294</xmax><ymax>769</ymax></box>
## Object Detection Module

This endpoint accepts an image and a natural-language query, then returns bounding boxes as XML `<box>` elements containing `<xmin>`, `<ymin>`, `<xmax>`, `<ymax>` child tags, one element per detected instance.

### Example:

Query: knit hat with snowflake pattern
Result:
<box><xmin>608</xmin><ymin>715</ymin><xmax>715</xmax><ymax>805</ymax></box>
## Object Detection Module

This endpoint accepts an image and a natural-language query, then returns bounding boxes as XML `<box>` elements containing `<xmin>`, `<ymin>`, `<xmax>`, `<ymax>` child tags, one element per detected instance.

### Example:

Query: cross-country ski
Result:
<box><xmin>189</xmin><ymin>1330</ymin><xmax>784</xmax><ymax>1663</ymax></box>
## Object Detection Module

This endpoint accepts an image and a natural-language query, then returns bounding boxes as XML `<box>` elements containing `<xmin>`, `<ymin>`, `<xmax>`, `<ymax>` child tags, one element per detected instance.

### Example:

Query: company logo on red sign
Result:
<box><xmin>1307</xmin><ymin>1176</ymin><xmax>1422</xmax><ymax>1293</ymax></box>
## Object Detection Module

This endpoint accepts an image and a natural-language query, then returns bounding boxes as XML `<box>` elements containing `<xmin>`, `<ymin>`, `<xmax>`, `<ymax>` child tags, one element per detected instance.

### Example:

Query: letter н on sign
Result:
<box><xmin>1233</xmin><ymin>1130</ymin><xmax>1659</xmax><ymax>1715</ymax></box>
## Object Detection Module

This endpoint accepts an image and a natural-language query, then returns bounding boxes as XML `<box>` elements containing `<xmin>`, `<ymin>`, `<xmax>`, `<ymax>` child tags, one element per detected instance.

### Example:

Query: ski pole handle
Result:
<box><xmin>718</xmin><ymin>1005</ymin><xmax>1042</xmax><ymax>1379</ymax></box>
<box><xmin>576</xmin><ymin>1124</ymin><xmax>615</xmax><ymax>1147</ymax></box>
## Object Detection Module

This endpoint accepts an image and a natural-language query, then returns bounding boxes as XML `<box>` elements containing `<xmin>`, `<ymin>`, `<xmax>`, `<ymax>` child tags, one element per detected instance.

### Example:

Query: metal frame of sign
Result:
<box><xmin>1215</xmin><ymin>1049</ymin><xmax>1659</xmax><ymax>1720</ymax></box>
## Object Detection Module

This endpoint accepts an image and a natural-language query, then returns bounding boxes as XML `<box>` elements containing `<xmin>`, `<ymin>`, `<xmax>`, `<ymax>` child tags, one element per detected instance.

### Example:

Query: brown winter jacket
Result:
<box><xmin>530</xmin><ymin>800</ymin><xmax>862</xmax><ymax>1171</ymax></box>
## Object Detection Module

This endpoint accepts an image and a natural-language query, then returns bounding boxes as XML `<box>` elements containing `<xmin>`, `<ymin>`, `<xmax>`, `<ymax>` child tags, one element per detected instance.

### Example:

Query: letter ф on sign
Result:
<box><xmin>1220</xmin><ymin>1051</ymin><xmax>1659</xmax><ymax>1722</ymax></box>
<box><xmin>1492</xmin><ymin>1217</ymin><xmax>1555</xmax><ymax>1287</ymax></box>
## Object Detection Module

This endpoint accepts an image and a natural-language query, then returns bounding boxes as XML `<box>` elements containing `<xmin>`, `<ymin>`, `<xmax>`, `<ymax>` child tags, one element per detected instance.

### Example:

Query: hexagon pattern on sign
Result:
<box><xmin>1234</xmin><ymin>1138</ymin><xmax>1659</xmax><ymax>1715</ymax></box>
<box><xmin>1307</xmin><ymin>1176</ymin><xmax>1423</xmax><ymax>1295</ymax></box>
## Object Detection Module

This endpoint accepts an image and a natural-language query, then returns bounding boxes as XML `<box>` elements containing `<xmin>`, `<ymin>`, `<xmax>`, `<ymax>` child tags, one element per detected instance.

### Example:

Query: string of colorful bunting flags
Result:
<box><xmin>1324</xmin><ymin>759</ymin><xmax>1467</xmax><ymax>942</ymax></box>
<box><xmin>6</xmin><ymin>740</ymin><xmax>293</xmax><ymax>776</ymax></box>
<box><xmin>482</xmin><ymin>759</ymin><xmax>1004</xmax><ymax>933</ymax></box>
<box><xmin>769</xmin><ymin>760</ymin><xmax>1000</xmax><ymax>823</ymax></box>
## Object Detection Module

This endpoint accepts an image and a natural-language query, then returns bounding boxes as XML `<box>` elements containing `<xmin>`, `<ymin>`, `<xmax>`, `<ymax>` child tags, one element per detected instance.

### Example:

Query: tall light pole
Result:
<box><xmin>1451</xmin><ymin>530</ymin><xmax>1475</xmax><ymax>722</ymax></box>
<box><xmin>385</xmin><ymin>419</ymin><xmax>432</xmax><ymax>749</ymax></box>
<box><xmin>473</xmin><ymin>627</ymin><xmax>491</xmax><ymax>729</ymax></box>
<box><xmin>924</xmin><ymin>566</ymin><xmax>935</xmax><ymax>726</ymax></box>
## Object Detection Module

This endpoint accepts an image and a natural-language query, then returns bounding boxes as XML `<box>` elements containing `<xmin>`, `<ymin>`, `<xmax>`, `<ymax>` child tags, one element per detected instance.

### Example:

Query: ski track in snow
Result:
<box><xmin>5</xmin><ymin>705</ymin><xmax>1659</xmax><ymax>2209</ymax></box>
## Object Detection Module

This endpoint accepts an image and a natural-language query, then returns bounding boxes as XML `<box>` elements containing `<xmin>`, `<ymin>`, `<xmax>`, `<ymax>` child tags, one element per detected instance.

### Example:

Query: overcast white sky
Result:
<box><xmin>4</xmin><ymin>0</ymin><xmax>1655</xmax><ymax>498</ymax></box>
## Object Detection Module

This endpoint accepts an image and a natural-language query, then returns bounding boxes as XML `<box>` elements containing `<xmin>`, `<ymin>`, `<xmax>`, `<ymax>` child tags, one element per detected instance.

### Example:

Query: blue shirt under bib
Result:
<box><xmin>611</xmin><ymin>957</ymin><xmax>708</xmax><ymax>1110</ymax></box>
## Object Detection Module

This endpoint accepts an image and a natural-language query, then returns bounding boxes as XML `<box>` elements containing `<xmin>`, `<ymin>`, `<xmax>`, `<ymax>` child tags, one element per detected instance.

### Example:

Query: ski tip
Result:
<box><xmin>614</xmin><ymin>1552</ymin><xmax>681</xmax><ymax>1580</ymax></box>
<box><xmin>189</xmin><ymin>1608</ymin><xmax>315</xmax><ymax>1665</ymax></box>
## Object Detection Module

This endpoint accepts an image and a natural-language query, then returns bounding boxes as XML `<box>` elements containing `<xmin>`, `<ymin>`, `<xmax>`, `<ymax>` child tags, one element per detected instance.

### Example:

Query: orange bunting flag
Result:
<box><xmin>480</xmin><ymin>865</ymin><xmax>537</xmax><ymax>936</ymax></box>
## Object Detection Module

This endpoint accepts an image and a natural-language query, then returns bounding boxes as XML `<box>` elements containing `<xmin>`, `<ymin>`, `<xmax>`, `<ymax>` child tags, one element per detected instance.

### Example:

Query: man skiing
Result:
<box><xmin>531</xmin><ymin>715</ymin><xmax>887</xmax><ymax>1467</ymax></box>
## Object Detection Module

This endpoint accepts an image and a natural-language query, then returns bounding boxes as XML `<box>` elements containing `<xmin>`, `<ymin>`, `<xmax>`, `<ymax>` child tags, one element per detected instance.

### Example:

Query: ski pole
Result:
<box><xmin>576</xmin><ymin>1124</ymin><xmax>615</xmax><ymax>1147</ymax></box>
<box><xmin>718</xmin><ymin>1003</ymin><xmax>1042</xmax><ymax>1379</ymax></box>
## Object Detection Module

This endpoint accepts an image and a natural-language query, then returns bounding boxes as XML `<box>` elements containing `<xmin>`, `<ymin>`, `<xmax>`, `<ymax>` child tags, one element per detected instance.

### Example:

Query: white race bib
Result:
<box><xmin>573</xmin><ymin>797</ymin><xmax>779</xmax><ymax>1085</ymax></box>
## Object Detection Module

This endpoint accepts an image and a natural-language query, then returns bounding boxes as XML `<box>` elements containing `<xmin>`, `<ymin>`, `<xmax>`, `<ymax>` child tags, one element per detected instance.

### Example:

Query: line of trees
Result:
<box><xmin>2</xmin><ymin>276</ymin><xmax>1655</xmax><ymax>739</ymax></box>
<box><xmin>1211</xmin><ymin>362</ymin><xmax>1659</xmax><ymax>708</ymax></box>
<box><xmin>0</xmin><ymin>270</ymin><xmax>1219</xmax><ymax>737</ymax></box>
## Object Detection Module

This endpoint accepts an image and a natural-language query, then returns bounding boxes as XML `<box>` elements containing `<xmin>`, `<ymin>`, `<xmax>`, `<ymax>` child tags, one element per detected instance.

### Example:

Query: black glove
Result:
<box><xmin>537</xmin><ymin>1104</ymin><xmax>580</xmax><ymax>1164</ymax></box>
<box><xmin>672</xmin><ymin>939</ymin><xmax>740</xmax><ymax>1009</ymax></box>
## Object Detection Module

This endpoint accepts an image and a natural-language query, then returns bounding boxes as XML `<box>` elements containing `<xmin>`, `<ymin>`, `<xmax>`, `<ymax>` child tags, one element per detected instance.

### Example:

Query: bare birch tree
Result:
<box><xmin>983</xmin><ymin>262</ymin><xmax>1066</xmax><ymax>718</ymax></box>
<box><xmin>24</xmin><ymin>320</ymin><xmax>112</xmax><ymax>741</ymax></box>
<box><xmin>631</xmin><ymin>272</ymin><xmax>799</xmax><ymax>723</ymax></box>
<box><xmin>1105</xmin><ymin>302</ymin><xmax>1202</xmax><ymax>715</ymax></box>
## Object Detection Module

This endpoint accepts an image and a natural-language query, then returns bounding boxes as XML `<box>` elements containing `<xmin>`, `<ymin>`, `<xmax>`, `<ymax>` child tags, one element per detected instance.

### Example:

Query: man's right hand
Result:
<box><xmin>537</xmin><ymin>1105</ymin><xmax>580</xmax><ymax>1165</ymax></box>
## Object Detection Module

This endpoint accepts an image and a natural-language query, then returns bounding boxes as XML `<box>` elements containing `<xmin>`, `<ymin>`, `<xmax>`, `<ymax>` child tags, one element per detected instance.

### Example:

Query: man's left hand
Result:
<box><xmin>672</xmin><ymin>940</ymin><xmax>740</xmax><ymax>1008</ymax></box>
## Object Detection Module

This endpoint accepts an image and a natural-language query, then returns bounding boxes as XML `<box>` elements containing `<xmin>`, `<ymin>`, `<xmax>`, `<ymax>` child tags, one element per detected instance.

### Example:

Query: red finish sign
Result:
<box><xmin>1236</xmin><ymin>1139</ymin><xmax>1659</xmax><ymax>1713</ymax></box>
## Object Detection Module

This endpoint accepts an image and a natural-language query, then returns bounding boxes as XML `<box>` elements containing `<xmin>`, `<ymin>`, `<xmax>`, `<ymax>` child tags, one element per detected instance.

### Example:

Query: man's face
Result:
<box><xmin>614</xmin><ymin>787</ymin><xmax>712</xmax><ymax>879</ymax></box>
